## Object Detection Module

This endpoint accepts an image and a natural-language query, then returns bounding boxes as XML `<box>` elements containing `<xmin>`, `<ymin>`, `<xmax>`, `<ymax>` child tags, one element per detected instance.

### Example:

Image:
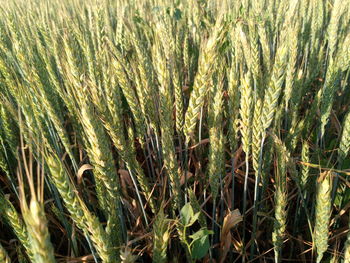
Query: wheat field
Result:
<box><xmin>0</xmin><ymin>0</ymin><xmax>349</xmax><ymax>262</ymax></box>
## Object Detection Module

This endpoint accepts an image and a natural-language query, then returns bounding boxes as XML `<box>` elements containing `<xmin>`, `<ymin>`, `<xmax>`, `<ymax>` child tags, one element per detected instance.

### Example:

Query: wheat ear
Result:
<box><xmin>184</xmin><ymin>17</ymin><xmax>227</xmax><ymax>141</ymax></box>
<box><xmin>300</xmin><ymin>141</ymin><xmax>310</xmax><ymax>192</ymax></box>
<box><xmin>21</xmin><ymin>200</ymin><xmax>56</xmax><ymax>263</ymax></box>
<box><xmin>208</xmin><ymin>71</ymin><xmax>225</xmax><ymax>200</ymax></box>
<box><xmin>152</xmin><ymin>208</ymin><xmax>170</xmax><ymax>263</ymax></box>
<box><xmin>154</xmin><ymin>10</ymin><xmax>184</xmax><ymax>134</ymax></box>
<box><xmin>45</xmin><ymin>153</ymin><xmax>116</xmax><ymax>262</ymax></box>
<box><xmin>101</xmin><ymin>62</ymin><xmax>156</xmax><ymax>212</ymax></box>
<box><xmin>80</xmin><ymin>101</ymin><xmax>122</xmax><ymax>247</ymax></box>
<box><xmin>0</xmin><ymin>194</ymin><xmax>34</xmax><ymax>261</ymax></box>
<box><xmin>272</xmin><ymin>135</ymin><xmax>288</xmax><ymax>263</ymax></box>
<box><xmin>314</xmin><ymin>172</ymin><xmax>332</xmax><ymax>263</ymax></box>
<box><xmin>0</xmin><ymin>243</ymin><xmax>11</xmax><ymax>263</ymax></box>
<box><xmin>153</xmin><ymin>42</ymin><xmax>182</xmax><ymax>210</ymax></box>
<box><xmin>344</xmin><ymin>231</ymin><xmax>350</xmax><ymax>263</ymax></box>
<box><xmin>338</xmin><ymin>111</ymin><xmax>350</xmax><ymax>161</ymax></box>
<box><xmin>240</xmin><ymin>71</ymin><xmax>253</xmax><ymax>254</ymax></box>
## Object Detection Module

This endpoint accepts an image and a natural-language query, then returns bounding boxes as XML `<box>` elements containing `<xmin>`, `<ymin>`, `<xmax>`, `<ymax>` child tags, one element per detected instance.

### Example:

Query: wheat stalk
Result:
<box><xmin>153</xmin><ymin>41</ymin><xmax>182</xmax><ymax>210</ymax></box>
<box><xmin>239</xmin><ymin>71</ymin><xmax>253</xmax><ymax>256</ymax></box>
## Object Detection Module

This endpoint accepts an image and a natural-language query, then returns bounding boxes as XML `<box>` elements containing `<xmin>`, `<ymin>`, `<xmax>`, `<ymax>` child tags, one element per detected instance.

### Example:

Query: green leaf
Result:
<box><xmin>189</xmin><ymin>228</ymin><xmax>213</xmax><ymax>242</ymax></box>
<box><xmin>173</xmin><ymin>8</ymin><xmax>182</xmax><ymax>20</ymax></box>
<box><xmin>187</xmin><ymin>212</ymin><xmax>200</xmax><ymax>227</ymax></box>
<box><xmin>180</xmin><ymin>203</ymin><xmax>194</xmax><ymax>226</ymax></box>
<box><xmin>132</xmin><ymin>15</ymin><xmax>143</xmax><ymax>24</ymax></box>
<box><xmin>191</xmin><ymin>235</ymin><xmax>210</xmax><ymax>260</ymax></box>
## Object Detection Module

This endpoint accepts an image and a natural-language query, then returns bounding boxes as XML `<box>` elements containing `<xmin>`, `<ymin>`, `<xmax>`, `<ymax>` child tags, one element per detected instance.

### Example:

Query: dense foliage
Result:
<box><xmin>0</xmin><ymin>0</ymin><xmax>350</xmax><ymax>262</ymax></box>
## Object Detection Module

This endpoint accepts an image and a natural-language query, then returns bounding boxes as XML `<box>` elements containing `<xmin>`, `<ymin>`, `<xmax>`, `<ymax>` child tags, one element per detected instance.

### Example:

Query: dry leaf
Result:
<box><xmin>119</xmin><ymin>169</ymin><xmax>133</xmax><ymax>187</ymax></box>
<box><xmin>180</xmin><ymin>172</ymin><xmax>194</xmax><ymax>186</ymax></box>
<box><xmin>77</xmin><ymin>164</ymin><xmax>93</xmax><ymax>184</ymax></box>
<box><xmin>220</xmin><ymin>209</ymin><xmax>242</xmax><ymax>263</ymax></box>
